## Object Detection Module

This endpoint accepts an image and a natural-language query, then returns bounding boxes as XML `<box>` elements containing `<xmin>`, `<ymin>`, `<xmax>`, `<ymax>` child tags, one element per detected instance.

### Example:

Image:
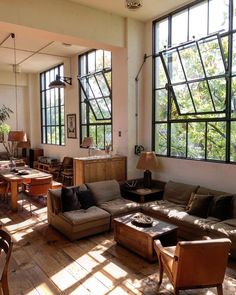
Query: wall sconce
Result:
<box><xmin>48</xmin><ymin>75</ymin><xmax>72</xmax><ymax>89</ymax></box>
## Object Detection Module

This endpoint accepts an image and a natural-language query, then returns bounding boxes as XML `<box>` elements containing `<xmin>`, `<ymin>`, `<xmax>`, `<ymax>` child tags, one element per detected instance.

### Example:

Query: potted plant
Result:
<box><xmin>0</xmin><ymin>105</ymin><xmax>13</xmax><ymax>157</ymax></box>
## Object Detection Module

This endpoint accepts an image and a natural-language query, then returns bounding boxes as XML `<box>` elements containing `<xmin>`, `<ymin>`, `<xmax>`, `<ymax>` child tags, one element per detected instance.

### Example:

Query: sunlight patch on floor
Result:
<box><xmin>103</xmin><ymin>262</ymin><xmax>128</xmax><ymax>279</ymax></box>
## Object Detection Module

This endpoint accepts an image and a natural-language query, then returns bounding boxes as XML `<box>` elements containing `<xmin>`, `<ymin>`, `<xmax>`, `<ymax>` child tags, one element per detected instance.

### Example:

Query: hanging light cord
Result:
<box><xmin>12</xmin><ymin>33</ymin><xmax>18</xmax><ymax>130</ymax></box>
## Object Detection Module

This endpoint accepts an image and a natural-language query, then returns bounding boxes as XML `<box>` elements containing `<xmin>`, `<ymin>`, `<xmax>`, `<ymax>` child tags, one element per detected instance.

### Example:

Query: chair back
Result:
<box><xmin>28</xmin><ymin>175</ymin><xmax>52</xmax><ymax>197</ymax></box>
<box><xmin>61</xmin><ymin>157</ymin><xmax>73</xmax><ymax>169</ymax></box>
<box><xmin>0</xmin><ymin>229</ymin><xmax>13</xmax><ymax>294</ymax></box>
<box><xmin>172</xmin><ymin>238</ymin><xmax>231</xmax><ymax>288</ymax></box>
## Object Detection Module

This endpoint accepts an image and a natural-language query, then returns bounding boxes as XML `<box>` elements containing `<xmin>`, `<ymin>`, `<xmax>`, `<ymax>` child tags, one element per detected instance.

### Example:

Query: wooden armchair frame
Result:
<box><xmin>154</xmin><ymin>238</ymin><xmax>231</xmax><ymax>295</ymax></box>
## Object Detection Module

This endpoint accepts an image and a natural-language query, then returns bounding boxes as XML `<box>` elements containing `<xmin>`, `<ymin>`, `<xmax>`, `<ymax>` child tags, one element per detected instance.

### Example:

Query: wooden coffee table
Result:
<box><xmin>113</xmin><ymin>213</ymin><xmax>178</xmax><ymax>262</ymax></box>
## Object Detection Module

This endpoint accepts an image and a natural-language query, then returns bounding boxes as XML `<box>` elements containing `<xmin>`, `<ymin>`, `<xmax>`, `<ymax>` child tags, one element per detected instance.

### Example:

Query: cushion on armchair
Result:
<box><xmin>163</xmin><ymin>181</ymin><xmax>199</xmax><ymax>206</ymax></box>
<box><xmin>86</xmin><ymin>180</ymin><xmax>121</xmax><ymax>205</ymax></box>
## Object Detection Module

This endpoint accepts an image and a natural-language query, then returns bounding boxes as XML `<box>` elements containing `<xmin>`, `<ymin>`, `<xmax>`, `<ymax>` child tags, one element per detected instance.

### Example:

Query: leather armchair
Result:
<box><xmin>154</xmin><ymin>238</ymin><xmax>231</xmax><ymax>295</ymax></box>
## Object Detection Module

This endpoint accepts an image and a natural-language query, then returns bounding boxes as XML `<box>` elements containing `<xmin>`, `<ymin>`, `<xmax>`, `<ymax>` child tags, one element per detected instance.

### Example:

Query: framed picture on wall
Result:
<box><xmin>67</xmin><ymin>113</ymin><xmax>77</xmax><ymax>138</ymax></box>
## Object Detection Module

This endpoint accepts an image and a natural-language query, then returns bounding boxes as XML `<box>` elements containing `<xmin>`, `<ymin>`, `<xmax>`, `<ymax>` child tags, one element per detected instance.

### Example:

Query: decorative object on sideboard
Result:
<box><xmin>48</xmin><ymin>75</ymin><xmax>72</xmax><ymax>89</ymax></box>
<box><xmin>136</xmin><ymin>151</ymin><xmax>159</xmax><ymax>188</ymax></box>
<box><xmin>80</xmin><ymin>137</ymin><xmax>96</xmax><ymax>156</ymax></box>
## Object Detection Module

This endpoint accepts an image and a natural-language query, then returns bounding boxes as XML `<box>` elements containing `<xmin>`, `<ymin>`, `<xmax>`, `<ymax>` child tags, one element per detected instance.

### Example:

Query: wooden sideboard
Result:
<box><xmin>73</xmin><ymin>155</ymin><xmax>127</xmax><ymax>185</ymax></box>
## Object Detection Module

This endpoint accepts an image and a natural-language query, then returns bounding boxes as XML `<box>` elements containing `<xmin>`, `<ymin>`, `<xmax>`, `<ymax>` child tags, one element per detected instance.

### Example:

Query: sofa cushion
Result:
<box><xmin>77</xmin><ymin>189</ymin><xmax>97</xmax><ymax>209</ymax></box>
<box><xmin>99</xmin><ymin>198</ymin><xmax>141</xmax><ymax>217</ymax></box>
<box><xmin>86</xmin><ymin>180</ymin><xmax>121</xmax><ymax>205</ymax></box>
<box><xmin>60</xmin><ymin>206</ymin><xmax>110</xmax><ymax>226</ymax></box>
<box><xmin>61</xmin><ymin>186</ymin><xmax>81</xmax><ymax>212</ymax></box>
<box><xmin>163</xmin><ymin>181</ymin><xmax>198</xmax><ymax>206</ymax></box>
<box><xmin>48</xmin><ymin>189</ymin><xmax>62</xmax><ymax>214</ymax></box>
<box><xmin>196</xmin><ymin>186</ymin><xmax>228</xmax><ymax>196</ymax></box>
<box><xmin>187</xmin><ymin>194</ymin><xmax>213</xmax><ymax>218</ymax></box>
<box><xmin>142</xmin><ymin>200</ymin><xmax>186</xmax><ymax>218</ymax></box>
<box><xmin>208</xmin><ymin>195</ymin><xmax>233</xmax><ymax>220</ymax></box>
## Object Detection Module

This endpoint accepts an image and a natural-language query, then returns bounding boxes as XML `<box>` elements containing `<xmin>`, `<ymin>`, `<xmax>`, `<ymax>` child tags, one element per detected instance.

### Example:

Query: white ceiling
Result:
<box><xmin>0</xmin><ymin>0</ymin><xmax>192</xmax><ymax>74</ymax></box>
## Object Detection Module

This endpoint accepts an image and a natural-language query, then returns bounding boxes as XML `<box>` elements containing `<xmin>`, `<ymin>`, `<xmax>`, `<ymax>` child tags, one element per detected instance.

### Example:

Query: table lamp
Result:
<box><xmin>136</xmin><ymin>151</ymin><xmax>159</xmax><ymax>188</ymax></box>
<box><xmin>8</xmin><ymin>131</ymin><xmax>27</xmax><ymax>158</ymax></box>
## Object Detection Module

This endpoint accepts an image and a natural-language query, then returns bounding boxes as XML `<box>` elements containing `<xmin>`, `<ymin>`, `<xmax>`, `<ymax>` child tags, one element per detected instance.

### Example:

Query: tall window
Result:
<box><xmin>78</xmin><ymin>49</ymin><xmax>112</xmax><ymax>149</ymax></box>
<box><xmin>40</xmin><ymin>65</ymin><xmax>65</xmax><ymax>145</ymax></box>
<box><xmin>153</xmin><ymin>0</ymin><xmax>236</xmax><ymax>163</ymax></box>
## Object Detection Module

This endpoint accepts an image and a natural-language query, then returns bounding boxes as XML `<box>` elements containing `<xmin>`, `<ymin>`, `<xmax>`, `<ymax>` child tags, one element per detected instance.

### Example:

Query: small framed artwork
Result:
<box><xmin>67</xmin><ymin>114</ymin><xmax>77</xmax><ymax>138</ymax></box>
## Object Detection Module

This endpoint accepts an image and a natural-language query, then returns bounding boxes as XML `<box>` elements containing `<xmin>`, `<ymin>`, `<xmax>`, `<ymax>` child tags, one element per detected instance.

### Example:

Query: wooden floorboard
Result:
<box><xmin>0</xmin><ymin>200</ymin><xmax>236</xmax><ymax>295</ymax></box>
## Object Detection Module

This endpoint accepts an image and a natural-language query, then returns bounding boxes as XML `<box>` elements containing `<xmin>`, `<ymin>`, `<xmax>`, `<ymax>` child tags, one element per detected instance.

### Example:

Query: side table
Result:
<box><xmin>122</xmin><ymin>187</ymin><xmax>164</xmax><ymax>203</ymax></box>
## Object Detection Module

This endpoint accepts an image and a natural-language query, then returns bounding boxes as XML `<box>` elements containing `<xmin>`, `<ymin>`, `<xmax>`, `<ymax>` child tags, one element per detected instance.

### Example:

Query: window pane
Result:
<box><xmin>155</xmin><ymin>57</ymin><xmax>167</xmax><ymax>88</ymax></box>
<box><xmin>190</xmin><ymin>81</ymin><xmax>213</xmax><ymax>112</ymax></box>
<box><xmin>188</xmin><ymin>122</ymin><xmax>205</xmax><ymax>159</ymax></box>
<box><xmin>96</xmin><ymin>50</ymin><xmax>103</xmax><ymax>71</ymax></box>
<box><xmin>90</xmin><ymin>100</ymin><xmax>103</xmax><ymax>119</ymax></box>
<box><xmin>89</xmin><ymin>125</ymin><xmax>96</xmax><ymax>144</ymax></box>
<box><xmin>81</xmin><ymin>126</ymin><xmax>87</xmax><ymax>141</ymax></box>
<box><xmin>208</xmin><ymin>78</ymin><xmax>226</xmax><ymax>111</ymax></box>
<box><xmin>61</xmin><ymin>126</ymin><xmax>65</xmax><ymax>145</ymax></box>
<box><xmin>104</xmin><ymin>51</ymin><xmax>111</xmax><ymax>68</ymax></box>
<box><xmin>199</xmin><ymin>37</ymin><xmax>225</xmax><ymax>76</ymax></box>
<box><xmin>230</xmin><ymin>121</ymin><xmax>236</xmax><ymax>161</ymax></box>
<box><xmin>209</xmin><ymin>0</ymin><xmax>229</xmax><ymax>33</ymax></box>
<box><xmin>96</xmin><ymin>73</ymin><xmax>110</xmax><ymax>96</ymax></box>
<box><xmin>81</xmin><ymin>103</ymin><xmax>87</xmax><ymax>124</ymax></box>
<box><xmin>88</xmin><ymin>51</ymin><xmax>95</xmax><ymax>73</ymax></box>
<box><xmin>231</xmin><ymin>33</ymin><xmax>236</xmax><ymax>74</ymax></box>
<box><xmin>105</xmin><ymin>97</ymin><xmax>111</xmax><ymax>113</ymax></box>
<box><xmin>207</xmin><ymin>122</ymin><xmax>226</xmax><ymax>160</ymax></box>
<box><xmin>163</xmin><ymin>50</ymin><xmax>185</xmax><ymax>83</ymax></box>
<box><xmin>155</xmin><ymin>89</ymin><xmax>168</xmax><ymax>121</ymax></box>
<box><xmin>231</xmin><ymin>77</ymin><xmax>236</xmax><ymax>118</ymax></box>
<box><xmin>105</xmin><ymin>125</ymin><xmax>112</xmax><ymax>144</ymax></box>
<box><xmin>179</xmin><ymin>44</ymin><xmax>204</xmax><ymax>80</ymax></box>
<box><xmin>155</xmin><ymin>124</ymin><xmax>167</xmax><ymax>155</ymax></box>
<box><xmin>173</xmin><ymin>84</ymin><xmax>195</xmax><ymax>113</ymax></box>
<box><xmin>155</xmin><ymin>18</ymin><xmax>168</xmax><ymax>53</ymax></box>
<box><xmin>172</xmin><ymin>10</ymin><xmax>188</xmax><ymax>45</ymax></box>
<box><xmin>189</xmin><ymin>1</ymin><xmax>207</xmax><ymax>39</ymax></box>
<box><xmin>97</xmin><ymin>99</ymin><xmax>111</xmax><ymax>119</ymax></box>
<box><xmin>97</xmin><ymin>125</ymin><xmax>105</xmax><ymax>149</ymax></box>
<box><xmin>171</xmin><ymin>123</ymin><xmax>186</xmax><ymax>157</ymax></box>
<box><xmin>88</xmin><ymin>76</ymin><xmax>102</xmax><ymax>97</ymax></box>
<box><xmin>61</xmin><ymin>106</ymin><xmax>64</xmax><ymax>124</ymax></box>
<box><xmin>104</xmin><ymin>72</ymin><xmax>112</xmax><ymax>87</ymax></box>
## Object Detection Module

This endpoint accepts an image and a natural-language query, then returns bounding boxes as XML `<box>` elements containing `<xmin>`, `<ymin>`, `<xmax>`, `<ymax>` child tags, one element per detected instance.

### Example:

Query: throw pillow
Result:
<box><xmin>187</xmin><ymin>194</ymin><xmax>213</xmax><ymax>218</ymax></box>
<box><xmin>208</xmin><ymin>195</ymin><xmax>233</xmax><ymax>220</ymax></box>
<box><xmin>77</xmin><ymin>189</ymin><xmax>97</xmax><ymax>210</ymax></box>
<box><xmin>61</xmin><ymin>186</ymin><xmax>81</xmax><ymax>212</ymax></box>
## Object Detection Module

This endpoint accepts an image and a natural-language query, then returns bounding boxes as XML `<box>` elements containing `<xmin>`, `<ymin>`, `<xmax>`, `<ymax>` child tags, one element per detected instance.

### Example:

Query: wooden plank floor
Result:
<box><xmin>0</xmin><ymin>198</ymin><xmax>236</xmax><ymax>295</ymax></box>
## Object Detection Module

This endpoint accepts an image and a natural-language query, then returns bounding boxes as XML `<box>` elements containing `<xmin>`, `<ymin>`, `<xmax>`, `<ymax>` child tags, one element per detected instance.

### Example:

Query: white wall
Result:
<box><xmin>0</xmin><ymin>71</ymin><xmax>29</xmax><ymax>152</ymax></box>
<box><xmin>143</xmin><ymin>20</ymin><xmax>236</xmax><ymax>193</ymax></box>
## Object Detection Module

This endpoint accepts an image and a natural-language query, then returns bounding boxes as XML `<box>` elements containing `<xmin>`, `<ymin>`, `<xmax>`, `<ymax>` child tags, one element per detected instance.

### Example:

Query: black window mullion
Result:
<box><xmin>186</xmin><ymin>122</ymin><xmax>188</xmax><ymax>157</ymax></box>
<box><xmin>176</xmin><ymin>48</ymin><xmax>197</xmax><ymax>113</ymax></box>
<box><xmin>86</xmin><ymin>76</ymin><xmax>105</xmax><ymax>120</ymax></box>
<box><xmin>94</xmin><ymin>72</ymin><xmax>111</xmax><ymax>117</ymax></box>
<box><xmin>195</xmin><ymin>40</ymin><xmax>216</xmax><ymax>112</ymax></box>
<box><xmin>159</xmin><ymin>52</ymin><xmax>181</xmax><ymax>115</ymax></box>
<box><xmin>205</xmin><ymin>121</ymin><xmax>208</xmax><ymax>160</ymax></box>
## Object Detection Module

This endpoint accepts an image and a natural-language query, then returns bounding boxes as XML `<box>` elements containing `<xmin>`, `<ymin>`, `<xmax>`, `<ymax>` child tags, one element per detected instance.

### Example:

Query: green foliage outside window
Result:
<box><xmin>153</xmin><ymin>0</ymin><xmax>236</xmax><ymax>163</ymax></box>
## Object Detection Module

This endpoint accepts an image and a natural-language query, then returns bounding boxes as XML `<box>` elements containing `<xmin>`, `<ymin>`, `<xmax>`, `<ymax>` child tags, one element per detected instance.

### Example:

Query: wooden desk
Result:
<box><xmin>0</xmin><ymin>168</ymin><xmax>50</xmax><ymax>212</ymax></box>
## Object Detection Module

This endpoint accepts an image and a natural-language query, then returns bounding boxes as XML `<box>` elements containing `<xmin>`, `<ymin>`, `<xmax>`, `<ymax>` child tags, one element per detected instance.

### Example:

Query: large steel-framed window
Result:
<box><xmin>153</xmin><ymin>0</ymin><xmax>236</xmax><ymax>163</ymax></box>
<box><xmin>40</xmin><ymin>64</ymin><xmax>65</xmax><ymax>145</ymax></box>
<box><xmin>78</xmin><ymin>49</ymin><xmax>112</xmax><ymax>149</ymax></box>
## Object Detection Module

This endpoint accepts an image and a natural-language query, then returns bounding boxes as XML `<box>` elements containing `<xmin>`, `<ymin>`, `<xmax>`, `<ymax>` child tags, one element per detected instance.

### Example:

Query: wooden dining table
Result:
<box><xmin>0</xmin><ymin>167</ymin><xmax>50</xmax><ymax>212</ymax></box>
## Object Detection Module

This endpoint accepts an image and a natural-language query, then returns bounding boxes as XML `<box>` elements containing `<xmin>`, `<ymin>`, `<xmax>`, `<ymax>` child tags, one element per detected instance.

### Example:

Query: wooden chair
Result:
<box><xmin>0</xmin><ymin>180</ymin><xmax>9</xmax><ymax>203</ymax></box>
<box><xmin>56</xmin><ymin>157</ymin><xmax>73</xmax><ymax>186</ymax></box>
<box><xmin>0</xmin><ymin>229</ymin><xmax>13</xmax><ymax>295</ymax></box>
<box><xmin>154</xmin><ymin>238</ymin><xmax>231</xmax><ymax>295</ymax></box>
<box><xmin>23</xmin><ymin>175</ymin><xmax>52</xmax><ymax>214</ymax></box>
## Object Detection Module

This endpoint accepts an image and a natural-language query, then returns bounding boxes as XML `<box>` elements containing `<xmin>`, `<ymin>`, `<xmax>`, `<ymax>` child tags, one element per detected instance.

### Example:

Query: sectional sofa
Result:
<box><xmin>47</xmin><ymin>179</ymin><xmax>236</xmax><ymax>259</ymax></box>
<box><xmin>47</xmin><ymin>180</ymin><xmax>141</xmax><ymax>241</ymax></box>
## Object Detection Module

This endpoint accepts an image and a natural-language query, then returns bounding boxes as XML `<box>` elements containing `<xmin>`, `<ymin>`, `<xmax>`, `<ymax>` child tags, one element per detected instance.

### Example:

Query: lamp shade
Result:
<box><xmin>48</xmin><ymin>79</ymin><xmax>66</xmax><ymax>89</ymax></box>
<box><xmin>136</xmin><ymin>151</ymin><xmax>158</xmax><ymax>171</ymax></box>
<box><xmin>80</xmin><ymin>137</ymin><xmax>94</xmax><ymax>148</ymax></box>
<box><xmin>8</xmin><ymin>131</ymin><xmax>27</xmax><ymax>142</ymax></box>
<box><xmin>17</xmin><ymin>140</ymin><xmax>31</xmax><ymax>148</ymax></box>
